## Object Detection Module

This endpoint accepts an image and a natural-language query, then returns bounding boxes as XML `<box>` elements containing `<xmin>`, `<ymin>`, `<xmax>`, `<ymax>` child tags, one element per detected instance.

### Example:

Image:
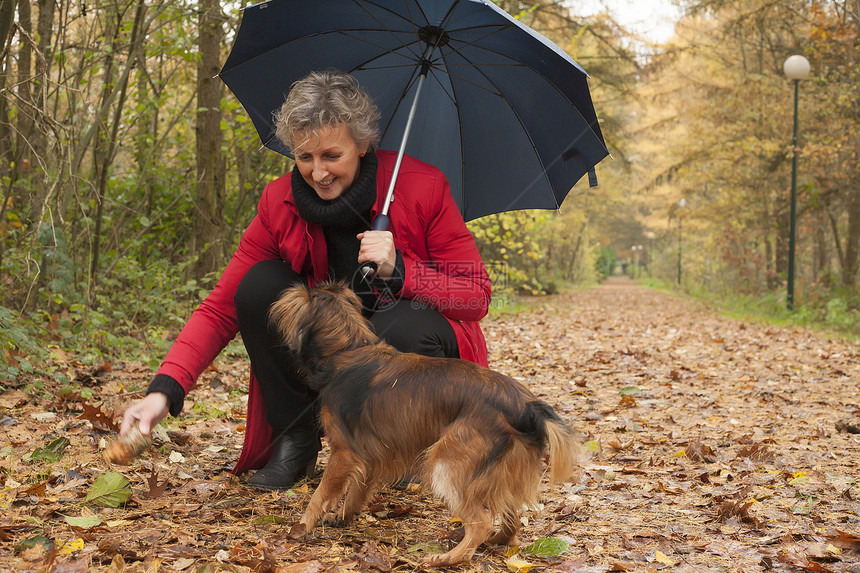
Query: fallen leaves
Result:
<box><xmin>143</xmin><ymin>468</ymin><xmax>168</xmax><ymax>500</ymax></box>
<box><xmin>684</xmin><ymin>439</ymin><xmax>717</xmax><ymax>463</ymax></box>
<box><xmin>85</xmin><ymin>471</ymin><xmax>132</xmax><ymax>508</ymax></box>
<box><xmin>1</xmin><ymin>281</ymin><xmax>859</xmax><ymax>571</ymax></box>
<box><xmin>521</xmin><ymin>536</ymin><xmax>570</xmax><ymax>558</ymax></box>
<box><xmin>78</xmin><ymin>401</ymin><xmax>120</xmax><ymax>433</ymax></box>
<box><xmin>506</xmin><ymin>552</ymin><xmax>539</xmax><ymax>572</ymax></box>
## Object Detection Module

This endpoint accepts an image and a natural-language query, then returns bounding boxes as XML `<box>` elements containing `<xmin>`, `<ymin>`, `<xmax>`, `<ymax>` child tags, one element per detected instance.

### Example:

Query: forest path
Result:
<box><xmin>1</xmin><ymin>281</ymin><xmax>858</xmax><ymax>571</ymax></box>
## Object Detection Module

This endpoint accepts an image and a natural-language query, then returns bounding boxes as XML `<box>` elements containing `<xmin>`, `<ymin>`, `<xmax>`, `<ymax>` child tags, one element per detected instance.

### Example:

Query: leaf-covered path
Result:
<box><xmin>1</xmin><ymin>279</ymin><xmax>859</xmax><ymax>572</ymax></box>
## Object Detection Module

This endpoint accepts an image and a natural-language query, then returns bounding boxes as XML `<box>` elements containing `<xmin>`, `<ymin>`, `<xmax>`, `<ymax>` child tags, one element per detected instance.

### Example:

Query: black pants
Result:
<box><xmin>234</xmin><ymin>260</ymin><xmax>459</xmax><ymax>431</ymax></box>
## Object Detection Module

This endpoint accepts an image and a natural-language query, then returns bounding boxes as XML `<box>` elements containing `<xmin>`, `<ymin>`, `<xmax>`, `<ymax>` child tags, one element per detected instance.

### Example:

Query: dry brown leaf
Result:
<box><xmin>685</xmin><ymin>440</ymin><xmax>717</xmax><ymax>463</ymax></box>
<box><xmin>78</xmin><ymin>401</ymin><xmax>121</xmax><ymax>433</ymax></box>
<box><xmin>276</xmin><ymin>561</ymin><xmax>326</xmax><ymax>573</ymax></box>
<box><xmin>143</xmin><ymin>468</ymin><xmax>168</xmax><ymax>500</ymax></box>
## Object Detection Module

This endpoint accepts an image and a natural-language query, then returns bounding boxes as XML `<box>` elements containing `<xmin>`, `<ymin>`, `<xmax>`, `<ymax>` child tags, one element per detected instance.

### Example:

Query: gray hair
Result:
<box><xmin>274</xmin><ymin>70</ymin><xmax>381</xmax><ymax>153</ymax></box>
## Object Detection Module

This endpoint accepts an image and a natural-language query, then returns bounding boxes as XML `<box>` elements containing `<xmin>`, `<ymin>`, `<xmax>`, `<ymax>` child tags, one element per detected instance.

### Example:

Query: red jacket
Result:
<box><xmin>156</xmin><ymin>150</ymin><xmax>491</xmax><ymax>474</ymax></box>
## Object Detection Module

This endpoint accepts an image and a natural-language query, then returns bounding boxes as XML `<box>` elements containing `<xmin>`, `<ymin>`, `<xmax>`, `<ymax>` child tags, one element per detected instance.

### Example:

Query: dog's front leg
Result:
<box><xmin>338</xmin><ymin>474</ymin><xmax>377</xmax><ymax>524</ymax></box>
<box><xmin>289</xmin><ymin>448</ymin><xmax>361</xmax><ymax>538</ymax></box>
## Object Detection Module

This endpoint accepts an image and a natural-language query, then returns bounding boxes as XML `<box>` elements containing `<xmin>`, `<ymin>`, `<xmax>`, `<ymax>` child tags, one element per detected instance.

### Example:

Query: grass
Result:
<box><xmin>636</xmin><ymin>276</ymin><xmax>860</xmax><ymax>342</ymax></box>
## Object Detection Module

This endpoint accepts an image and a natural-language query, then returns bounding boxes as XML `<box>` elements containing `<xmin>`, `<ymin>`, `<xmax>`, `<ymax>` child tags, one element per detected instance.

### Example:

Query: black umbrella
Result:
<box><xmin>220</xmin><ymin>0</ymin><xmax>609</xmax><ymax>228</ymax></box>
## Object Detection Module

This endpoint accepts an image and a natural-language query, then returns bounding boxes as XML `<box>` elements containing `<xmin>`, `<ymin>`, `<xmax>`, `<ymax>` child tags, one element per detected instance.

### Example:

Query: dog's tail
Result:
<box><xmin>518</xmin><ymin>401</ymin><xmax>585</xmax><ymax>484</ymax></box>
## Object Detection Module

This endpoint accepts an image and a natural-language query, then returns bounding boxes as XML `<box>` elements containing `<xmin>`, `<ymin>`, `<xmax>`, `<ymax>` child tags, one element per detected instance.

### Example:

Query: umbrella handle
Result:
<box><xmin>359</xmin><ymin>214</ymin><xmax>391</xmax><ymax>281</ymax></box>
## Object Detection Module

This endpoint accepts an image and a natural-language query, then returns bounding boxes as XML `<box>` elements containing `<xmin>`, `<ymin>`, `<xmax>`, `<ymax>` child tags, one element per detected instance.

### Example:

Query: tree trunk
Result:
<box><xmin>0</xmin><ymin>0</ymin><xmax>14</xmax><ymax>49</ymax></box>
<box><xmin>814</xmin><ymin>221</ymin><xmax>829</xmax><ymax>287</ymax></box>
<box><xmin>19</xmin><ymin>0</ymin><xmax>57</xmax><ymax>224</ymax></box>
<box><xmin>193</xmin><ymin>0</ymin><xmax>226</xmax><ymax>282</ymax></box>
<box><xmin>0</xmin><ymin>1</ymin><xmax>15</xmax><ymax>171</ymax></box>
<box><xmin>842</xmin><ymin>188</ymin><xmax>860</xmax><ymax>287</ymax></box>
<box><xmin>12</xmin><ymin>0</ymin><xmax>33</xmax><ymax>198</ymax></box>
<box><xmin>90</xmin><ymin>0</ymin><xmax>147</xmax><ymax>287</ymax></box>
<box><xmin>30</xmin><ymin>0</ymin><xmax>56</xmax><ymax>163</ymax></box>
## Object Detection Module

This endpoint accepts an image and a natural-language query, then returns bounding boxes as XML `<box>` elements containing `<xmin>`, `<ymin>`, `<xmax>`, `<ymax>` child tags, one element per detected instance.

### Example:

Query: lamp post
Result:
<box><xmin>784</xmin><ymin>54</ymin><xmax>810</xmax><ymax>310</ymax></box>
<box><xmin>677</xmin><ymin>198</ymin><xmax>686</xmax><ymax>285</ymax></box>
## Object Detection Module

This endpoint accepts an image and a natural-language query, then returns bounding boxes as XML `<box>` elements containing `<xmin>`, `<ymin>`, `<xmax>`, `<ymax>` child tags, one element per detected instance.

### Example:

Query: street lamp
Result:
<box><xmin>784</xmin><ymin>55</ymin><xmax>810</xmax><ymax>310</ymax></box>
<box><xmin>677</xmin><ymin>198</ymin><xmax>686</xmax><ymax>285</ymax></box>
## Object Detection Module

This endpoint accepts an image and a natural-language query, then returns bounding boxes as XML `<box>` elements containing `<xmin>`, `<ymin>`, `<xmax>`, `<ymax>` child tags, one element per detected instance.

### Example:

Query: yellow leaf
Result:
<box><xmin>655</xmin><ymin>550</ymin><xmax>675</xmax><ymax>566</ymax></box>
<box><xmin>59</xmin><ymin>538</ymin><xmax>85</xmax><ymax>555</ymax></box>
<box><xmin>105</xmin><ymin>554</ymin><xmax>126</xmax><ymax>573</ymax></box>
<box><xmin>506</xmin><ymin>554</ymin><xmax>538</xmax><ymax>573</ymax></box>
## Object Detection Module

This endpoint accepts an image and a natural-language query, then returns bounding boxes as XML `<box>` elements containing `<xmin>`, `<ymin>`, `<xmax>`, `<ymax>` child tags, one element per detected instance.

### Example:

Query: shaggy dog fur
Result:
<box><xmin>270</xmin><ymin>282</ymin><xmax>583</xmax><ymax>566</ymax></box>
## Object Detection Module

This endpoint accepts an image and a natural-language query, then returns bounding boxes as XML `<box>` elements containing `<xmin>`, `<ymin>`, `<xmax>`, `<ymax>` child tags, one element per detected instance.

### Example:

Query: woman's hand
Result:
<box><xmin>357</xmin><ymin>230</ymin><xmax>397</xmax><ymax>279</ymax></box>
<box><xmin>121</xmin><ymin>392</ymin><xmax>170</xmax><ymax>436</ymax></box>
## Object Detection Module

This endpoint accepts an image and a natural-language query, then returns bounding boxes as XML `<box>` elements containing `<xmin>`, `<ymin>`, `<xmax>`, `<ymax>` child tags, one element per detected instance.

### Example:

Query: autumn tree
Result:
<box><xmin>629</xmin><ymin>0</ymin><xmax>859</xmax><ymax>312</ymax></box>
<box><xmin>193</xmin><ymin>0</ymin><xmax>226</xmax><ymax>282</ymax></box>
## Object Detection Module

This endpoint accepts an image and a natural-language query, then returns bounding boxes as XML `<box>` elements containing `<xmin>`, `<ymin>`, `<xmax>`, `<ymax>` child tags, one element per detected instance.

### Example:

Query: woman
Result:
<box><xmin>120</xmin><ymin>71</ymin><xmax>491</xmax><ymax>489</ymax></box>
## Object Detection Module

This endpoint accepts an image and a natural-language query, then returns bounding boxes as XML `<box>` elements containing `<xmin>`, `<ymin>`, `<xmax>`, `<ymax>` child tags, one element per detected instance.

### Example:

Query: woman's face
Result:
<box><xmin>293</xmin><ymin>123</ymin><xmax>367</xmax><ymax>201</ymax></box>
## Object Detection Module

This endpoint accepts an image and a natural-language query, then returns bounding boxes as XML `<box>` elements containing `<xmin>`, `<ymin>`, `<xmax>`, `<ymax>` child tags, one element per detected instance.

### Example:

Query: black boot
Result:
<box><xmin>247</xmin><ymin>426</ymin><xmax>321</xmax><ymax>490</ymax></box>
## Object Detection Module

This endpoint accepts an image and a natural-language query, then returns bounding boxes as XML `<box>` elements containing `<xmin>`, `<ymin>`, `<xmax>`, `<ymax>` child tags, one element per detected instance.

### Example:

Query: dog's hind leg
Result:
<box><xmin>422</xmin><ymin>425</ymin><xmax>495</xmax><ymax>566</ymax></box>
<box><xmin>290</xmin><ymin>448</ymin><xmax>363</xmax><ymax>537</ymax></box>
<box><xmin>423</xmin><ymin>502</ymin><xmax>494</xmax><ymax>567</ymax></box>
<box><xmin>486</xmin><ymin>511</ymin><xmax>521</xmax><ymax>546</ymax></box>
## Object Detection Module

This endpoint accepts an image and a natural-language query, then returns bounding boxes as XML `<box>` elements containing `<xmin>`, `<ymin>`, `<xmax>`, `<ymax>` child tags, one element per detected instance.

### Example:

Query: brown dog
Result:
<box><xmin>269</xmin><ymin>282</ymin><xmax>583</xmax><ymax>567</ymax></box>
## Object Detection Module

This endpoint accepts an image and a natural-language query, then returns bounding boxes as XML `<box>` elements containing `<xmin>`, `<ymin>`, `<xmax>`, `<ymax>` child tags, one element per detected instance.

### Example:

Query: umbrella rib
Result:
<box><xmin>442</xmin><ymin>38</ymin><xmax>606</xmax><ymax>153</ymax></box>
<box><xmin>415</xmin><ymin>19</ymin><xmax>578</xmax><ymax>101</ymax></box>
<box><xmin>362</xmin><ymin>0</ymin><xmax>470</xmax><ymax>146</ymax></box>
<box><xmin>347</xmin><ymin>0</ymin><xmax>469</xmax><ymax>74</ymax></box>
<box><xmin>351</xmin><ymin>0</ymin><xmax>425</xmax><ymax>32</ymax></box>
<box><xmin>433</xmin><ymin>0</ymin><xmax>470</xmax><ymax>215</ymax></box>
<box><xmin>344</xmin><ymin>0</ymin><xmax>466</xmax><ymax>78</ymax></box>
<box><xmin>434</xmin><ymin>57</ymin><xmax>468</xmax><ymax>217</ymax></box>
<box><xmin>440</xmin><ymin>44</ymin><xmax>558</xmax><ymax>212</ymax></box>
<box><xmin>226</xmin><ymin>0</ymin><xmax>433</xmax><ymax>73</ymax></box>
<box><xmin>376</xmin><ymin>64</ymin><xmax>425</xmax><ymax>145</ymax></box>
<box><xmin>349</xmin><ymin>0</ymin><xmax>426</xmax><ymax>63</ymax></box>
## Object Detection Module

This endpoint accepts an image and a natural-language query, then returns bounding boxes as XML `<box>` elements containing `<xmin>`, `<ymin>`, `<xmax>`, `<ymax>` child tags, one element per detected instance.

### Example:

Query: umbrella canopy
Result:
<box><xmin>220</xmin><ymin>0</ymin><xmax>609</xmax><ymax>222</ymax></box>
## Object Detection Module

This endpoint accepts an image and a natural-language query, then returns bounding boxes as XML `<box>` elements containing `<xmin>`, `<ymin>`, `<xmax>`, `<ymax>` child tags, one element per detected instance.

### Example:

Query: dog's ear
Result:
<box><xmin>268</xmin><ymin>284</ymin><xmax>313</xmax><ymax>352</ymax></box>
